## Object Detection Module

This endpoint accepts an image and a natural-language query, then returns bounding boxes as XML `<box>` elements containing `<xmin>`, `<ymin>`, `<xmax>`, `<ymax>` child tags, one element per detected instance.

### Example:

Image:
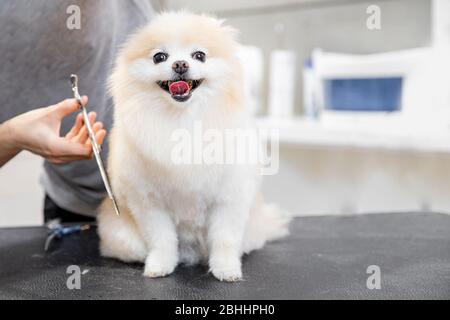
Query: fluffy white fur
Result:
<box><xmin>97</xmin><ymin>12</ymin><xmax>291</xmax><ymax>282</ymax></box>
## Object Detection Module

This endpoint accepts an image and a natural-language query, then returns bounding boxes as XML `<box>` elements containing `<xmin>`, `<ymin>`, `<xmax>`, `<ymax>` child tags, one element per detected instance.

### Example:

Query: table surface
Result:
<box><xmin>0</xmin><ymin>212</ymin><xmax>449</xmax><ymax>300</ymax></box>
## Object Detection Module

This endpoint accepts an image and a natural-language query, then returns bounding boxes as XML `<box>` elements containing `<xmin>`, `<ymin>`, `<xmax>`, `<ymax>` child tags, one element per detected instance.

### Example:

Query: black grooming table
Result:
<box><xmin>0</xmin><ymin>212</ymin><xmax>449</xmax><ymax>300</ymax></box>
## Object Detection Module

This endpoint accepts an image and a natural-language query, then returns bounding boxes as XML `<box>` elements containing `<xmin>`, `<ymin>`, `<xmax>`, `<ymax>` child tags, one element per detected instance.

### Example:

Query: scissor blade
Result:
<box><xmin>70</xmin><ymin>74</ymin><xmax>121</xmax><ymax>215</ymax></box>
<box><xmin>44</xmin><ymin>233</ymin><xmax>57</xmax><ymax>252</ymax></box>
<box><xmin>92</xmin><ymin>145</ymin><xmax>121</xmax><ymax>216</ymax></box>
<box><xmin>111</xmin><ymin>196</ymin><xmax>121</xmax><ymax>216</ymax></box>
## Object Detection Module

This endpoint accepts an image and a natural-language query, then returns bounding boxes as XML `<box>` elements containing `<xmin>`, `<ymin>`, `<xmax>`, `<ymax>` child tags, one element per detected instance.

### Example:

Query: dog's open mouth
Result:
<box><xmin>156</xmin><ymin>79</ymin><xmax>204</xmax><ymax>102</ymax></box>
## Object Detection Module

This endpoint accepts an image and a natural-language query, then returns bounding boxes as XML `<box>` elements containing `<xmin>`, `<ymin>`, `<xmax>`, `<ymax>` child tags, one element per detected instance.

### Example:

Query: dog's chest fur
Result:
<box><xmin>121</xmin><ymin>133</ymin><xmax>229</xmax><ymax>264</ymax></box>
<box><xmin>151</xmin><ymin>162</ymin><xmax>227</xmax><ymax>264</ymax></box>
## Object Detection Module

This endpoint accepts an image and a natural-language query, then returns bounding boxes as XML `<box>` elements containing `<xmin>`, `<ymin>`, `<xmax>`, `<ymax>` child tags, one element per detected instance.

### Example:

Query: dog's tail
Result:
<box><xmin>242</xmin><ymin>194</ymin><xmax>292</xmax><ymax>254</ymax></box>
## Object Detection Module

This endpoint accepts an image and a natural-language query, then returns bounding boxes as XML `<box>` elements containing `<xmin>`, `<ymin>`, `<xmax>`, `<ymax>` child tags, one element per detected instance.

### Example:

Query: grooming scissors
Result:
<box><xmin>70</xmin><ymin>74</ymin><xmax>120</xmax><ymax>215</ymax></box>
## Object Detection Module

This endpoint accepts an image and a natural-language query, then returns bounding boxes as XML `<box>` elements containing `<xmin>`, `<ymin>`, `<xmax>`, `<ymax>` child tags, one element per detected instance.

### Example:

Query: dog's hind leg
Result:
<box><xmin>242</xmin><ymin>194</ymin><xmax>292</xmax><ymax>254</ymax></box>
<box><xmin>97</xmin><ymin>200</ymin><xmax>147</xmax><ymax>263</ymax></box>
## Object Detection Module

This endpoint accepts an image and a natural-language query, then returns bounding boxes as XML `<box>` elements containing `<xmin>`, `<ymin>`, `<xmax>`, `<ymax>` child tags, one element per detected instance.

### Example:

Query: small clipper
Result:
<box><xmin>70</xmin><ymin>74</ymin><xmax>121</xmax><ymax>215</ymax></box>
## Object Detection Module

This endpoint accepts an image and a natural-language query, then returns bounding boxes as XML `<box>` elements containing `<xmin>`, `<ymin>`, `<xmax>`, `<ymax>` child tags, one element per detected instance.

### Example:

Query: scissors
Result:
<box><xmin>44</xmin><ymin>223</ymin><xmax>91</xmax><ymax>252</ymax></box>
<box><xmin>70</xmin><ymin>74</ymin><xmax>121</xmax><ymax>216</ymax></box>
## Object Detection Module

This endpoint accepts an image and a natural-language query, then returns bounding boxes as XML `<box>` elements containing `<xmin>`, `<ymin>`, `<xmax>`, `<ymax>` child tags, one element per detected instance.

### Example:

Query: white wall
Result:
<box><xmin>167</xmin><ymin>0</ymin><xmax>331</xmax><ymax>12</ymax></box>
<box><xmin>0</xmin><ymin>152</ymin><xmax>44</xmax><ymax>227</ymax></box>
<box><xmin>262</xmin><ymin>146</ymin><xmax>450</xmax><ymax>216</ymax></box>
<box><xmin>433</xmin><ymin>0</ymin><xmax>450</xmax><ymax>46</ymax></box>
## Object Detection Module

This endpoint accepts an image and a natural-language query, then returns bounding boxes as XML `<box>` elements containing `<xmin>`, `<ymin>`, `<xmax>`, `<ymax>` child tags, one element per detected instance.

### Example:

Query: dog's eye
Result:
<box><xmin>153</xmin><ymin>52</ymin><xmax>168</xmax><ymax>64</ymax></box>
<box><xmin>192</xmin><ymin>51</ymin><xmax>206</xmax><ymax>63</ymax></box>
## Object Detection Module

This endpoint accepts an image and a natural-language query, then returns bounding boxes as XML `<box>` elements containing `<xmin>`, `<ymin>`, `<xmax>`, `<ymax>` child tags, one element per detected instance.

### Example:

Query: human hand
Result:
<box><xmin>4</xmin><ymin>97</ymin><xmax>106</xmax><ymax>164</ymax></box>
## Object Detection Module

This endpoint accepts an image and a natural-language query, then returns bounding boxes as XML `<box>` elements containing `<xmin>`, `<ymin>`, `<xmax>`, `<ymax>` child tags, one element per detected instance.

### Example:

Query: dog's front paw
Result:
<box><xmin>210</xmin><ymin>256</ymin><xmax>242</xmax><ymax>282</ymax></box>
<box><xmin>143</xmin><ymin>250</ymin><xmax>178</xmax><ymax>278</ymax></box>
<box><xmin>211</xmin><ymin>266</ymin><xmax>242</xmax><ymax>282</ymax></box>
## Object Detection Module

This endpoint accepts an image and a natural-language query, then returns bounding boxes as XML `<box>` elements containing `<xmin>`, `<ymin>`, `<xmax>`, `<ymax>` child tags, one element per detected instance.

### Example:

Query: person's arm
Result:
<box><xmin>0</xmin><ymin>119</ymin><xmax>21</xmax><ymax>166</ymax></box>
<box><xmin>0</xmin><ymin>97</ymin><xmax>106</xmax><ymax>167</ymax></box>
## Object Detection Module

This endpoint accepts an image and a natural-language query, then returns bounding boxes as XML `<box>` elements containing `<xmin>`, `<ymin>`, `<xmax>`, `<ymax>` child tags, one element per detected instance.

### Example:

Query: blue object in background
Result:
<box><xmin>323</xmin><ymin>77</ymin><xmax>403</xmax><ymax>112</ymax></box>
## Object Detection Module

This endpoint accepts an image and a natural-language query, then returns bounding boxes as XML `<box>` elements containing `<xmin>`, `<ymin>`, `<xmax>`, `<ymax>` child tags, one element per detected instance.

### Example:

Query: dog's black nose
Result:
<box><xmin>172</xmin><ymin>60</ymin><xmax>189</xmax><ymax>74</ymax></box>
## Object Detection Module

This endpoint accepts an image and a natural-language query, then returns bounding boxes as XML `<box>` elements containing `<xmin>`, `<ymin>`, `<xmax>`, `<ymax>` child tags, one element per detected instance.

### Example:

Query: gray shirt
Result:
<box><xmin>0</xmin><ymin>0</ymin><xmax>154</xmax><ymax>216</ymax></box>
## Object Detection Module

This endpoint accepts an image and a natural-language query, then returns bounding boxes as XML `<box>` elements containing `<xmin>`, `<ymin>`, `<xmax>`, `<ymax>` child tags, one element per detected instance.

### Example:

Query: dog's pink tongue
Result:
<box><xmin>169</xmin><ymin>81</ymin><xmax>190</xmax><ymax>95</ymax></box>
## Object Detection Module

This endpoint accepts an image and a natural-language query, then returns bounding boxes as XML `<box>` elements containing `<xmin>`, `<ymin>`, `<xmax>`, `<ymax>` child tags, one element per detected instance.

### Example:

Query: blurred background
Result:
<box><xmin>2</xmin><ymin>0</ymin><xmax>450</xmax><ymax>226</ymax></box>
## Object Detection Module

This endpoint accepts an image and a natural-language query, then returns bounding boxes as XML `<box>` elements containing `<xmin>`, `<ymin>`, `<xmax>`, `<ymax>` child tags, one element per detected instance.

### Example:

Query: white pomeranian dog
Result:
<box><xmin>98</xmin><ymin>12</ymin><xmax>291</xmax><ymax>281</ymax></box>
